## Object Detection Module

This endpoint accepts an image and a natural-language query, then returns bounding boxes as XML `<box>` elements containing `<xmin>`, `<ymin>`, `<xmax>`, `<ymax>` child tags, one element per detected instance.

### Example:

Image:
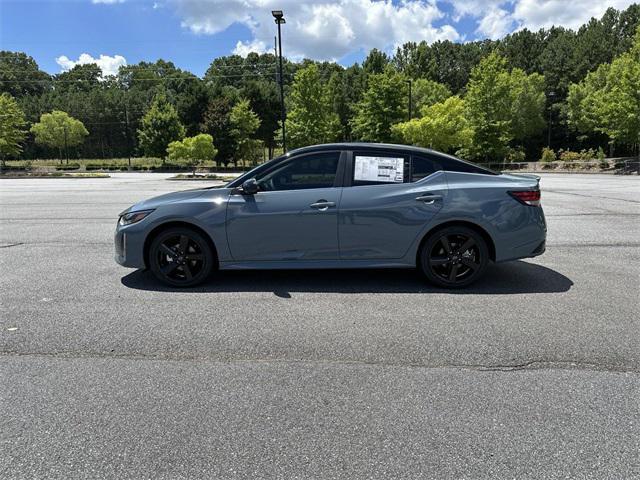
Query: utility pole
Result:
<box><xmin>63</xmin><ymin>125</ymin><xmax>69</xmax><ymax>164</ymax></box>
<box><xmin>547</xmin><ymin>91</ymin><xmax>555</xmax><ymax>148</ymax></box>
<box><xmin>270</xmin><ymin>35</ymin><xmax>277</xmax><ymax>160</ymax></box>
<box><xmin>272</xmin><ymin>10</ymin><xmax>286</xmax><ymax>153</ymax></box>
<box><xmin>274</xmin><ymin>36</ymin><xmax>278</xmax><ymax>82</ymax></box>
<box><xmin>124</xmin><ymin>101</ymin><xmax>131</xmax><ymax>169</ymax></box>
<box><xmin>406</xmin><ymin>79</ymin><xmax>412</xmax><ymax>121</ymax></box>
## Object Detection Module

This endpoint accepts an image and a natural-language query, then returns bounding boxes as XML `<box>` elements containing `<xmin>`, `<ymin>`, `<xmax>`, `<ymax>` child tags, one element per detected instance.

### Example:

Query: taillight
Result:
<box><xmin>509</xmin><ymin>190</ymin><xmax>541</xmax><ymax>206</ymax></box>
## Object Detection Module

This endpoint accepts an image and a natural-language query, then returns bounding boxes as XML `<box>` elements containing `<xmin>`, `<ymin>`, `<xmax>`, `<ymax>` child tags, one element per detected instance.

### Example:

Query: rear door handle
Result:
<box><xmin>415</xmin><ymin>194</ymin><xmax>442</xmax><ymax>204</ymax></box>
<box><xmin>310</xmin><ymin>200</ymin><xmax>336</xmax><ymax>211</ymax></box>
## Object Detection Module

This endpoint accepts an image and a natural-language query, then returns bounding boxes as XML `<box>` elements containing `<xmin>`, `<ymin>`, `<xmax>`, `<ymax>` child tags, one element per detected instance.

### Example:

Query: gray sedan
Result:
<box><xmin>115</xmin><ymin>143</ymin><xmax>546</xmax><ymax>288</ymax></box>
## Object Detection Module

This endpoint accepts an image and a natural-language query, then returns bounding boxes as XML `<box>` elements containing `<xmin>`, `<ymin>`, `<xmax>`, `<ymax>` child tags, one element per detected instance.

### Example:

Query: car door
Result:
<box><xmin>226</xmin><ymin>150</ymin><xmax>344</xmax><ymax>261</ymax></box>
<box><xmin>338</xmin><ymin>150</ymin><xmax>447</xmax><ymax>260</ymax></box>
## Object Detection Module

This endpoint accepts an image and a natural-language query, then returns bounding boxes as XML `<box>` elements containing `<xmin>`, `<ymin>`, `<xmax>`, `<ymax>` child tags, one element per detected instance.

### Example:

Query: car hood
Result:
<box><xmin>121</xmin><ymin>188</ymin><xmax>212</xmax><ymax>214</ymax></box>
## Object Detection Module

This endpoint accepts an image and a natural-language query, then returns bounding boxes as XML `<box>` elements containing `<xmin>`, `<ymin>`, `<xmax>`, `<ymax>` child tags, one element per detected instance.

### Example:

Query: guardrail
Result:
<box><xmin>476</xmin><ymin>159</ymin><xmax>640</xmax><ymax>175</ymax></box>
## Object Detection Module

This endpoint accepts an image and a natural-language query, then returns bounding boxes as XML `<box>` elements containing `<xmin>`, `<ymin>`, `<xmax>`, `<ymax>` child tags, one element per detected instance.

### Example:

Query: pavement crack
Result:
<box><xmin>543</xmin><ymin>189</ymin><xmax>640</xmax><ymax>204</ymax></box>
<box><xmin>547</xmin><ymin>242</ymin><xmax>640</xmax><ymax>248</ymax></box>
<box><xmin>0</xmin><ymin>350</ymin><xmax>637</xmax><ymax>374</ymax></box>
<box><xmin>0</xmin><ymin>242</ymin><xmax>24</xmax><ymax>249</ymax></box>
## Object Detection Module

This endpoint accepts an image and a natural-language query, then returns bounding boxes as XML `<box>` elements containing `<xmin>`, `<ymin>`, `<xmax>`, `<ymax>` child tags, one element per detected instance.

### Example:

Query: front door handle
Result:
<box><xmin>415</xmin><ymin>194</ymin><xmax>443</xmax><ymax>204</ymax></box>
<box><xmin>310</xmin><ymin>200</ymin><xmax>336</xmax><ymax>211</ymax></box>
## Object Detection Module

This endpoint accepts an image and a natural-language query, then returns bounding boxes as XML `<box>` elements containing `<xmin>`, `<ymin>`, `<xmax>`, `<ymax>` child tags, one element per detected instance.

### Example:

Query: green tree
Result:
<box><xmin>392</xmin><ymin>96</ymin><xmax>472</xmax><ymax>153</ymax></box>
<box><xmin>201</xmin><ymin>96</ymin><xmax>235</xmax><ymax>166</ymax></box>
<box><xmin>393</xmin><ymin>40</ymin><xmax>494</xmax><ymax>93</ymax></box>
<box><xmin>363</xmin><ymin>48</ymin><xmax>390</xmax><ymax>74</ymax></box>
<box><xmin>138</xmin><ymin>91</ymin><xmax>185</xmax><ymax>159</ymax></box>
<box><xmin>0</xmin><ymin>93</ymin><xmax>28</xmax><ymax>165</ymax></box>
<box><xmin>327</xmin><ymin>65</ymin><xmax>367</xmax><ymax>141</ymax></box>
<box><xmin>55</xmin><ymin>64</ymin><xmax>102</xmax><ymax>93</ymax></box>
<box><xmin>0</xmin><ymin>51</ymin><xmax>51</xmax><ymax>97</ymax></box>
<box><xmin>351</xmin><ymin>67</ymin><xmax>408</xmax><ymax>142</ymax></box>
<box><xmin>465</xmin><ymin>53</ymin><xmax>546</xmax><ymax>161</ymax></box>
<box><xmin>568</xmin><ymin>27</ymin><xmax>640</xmax><ymax>155</ymax></box>
<box><xmin>412</xmin><ymin>79</ymin><xmax>452</xmax><ymax>112</ymax></box>
<box><xmin>509</xmin><ymin>69</ymin><xmax>546</xmax><ymax>141</ymax></box>
<box><xmin>497</xmin><ymin>29</ymin><xmax>547</xmax><ymax>73</ymax></box>
<box><xmin>30</xmin><ymin>110</ymin><xmax>88</xmax><ymax>162</ymax></box>
<box><xmin>242</xmin><ymin>79</ymin><xmax>281</xmax><ymax>158</ymax></box>
<box><xmin>286</xmin><ymin>64</ymin><xmax>340</xmax><ymax>148</ymax></box>
<box><xmin>229</xmin><ymin>99</ymin><xmax>261</xmax><ymax>166</ymax></box>
<box><xmin>167</xmin><ymin>133</ymin><xmax>218</xmax><ymax>176</ymax></box>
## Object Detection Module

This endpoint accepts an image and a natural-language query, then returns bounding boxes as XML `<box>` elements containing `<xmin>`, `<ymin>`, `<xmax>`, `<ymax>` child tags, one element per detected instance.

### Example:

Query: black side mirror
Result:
<box><xmin>241</xmin><ymin>178</ymin><xmax>259</xmax><ymax>195</ymax></box>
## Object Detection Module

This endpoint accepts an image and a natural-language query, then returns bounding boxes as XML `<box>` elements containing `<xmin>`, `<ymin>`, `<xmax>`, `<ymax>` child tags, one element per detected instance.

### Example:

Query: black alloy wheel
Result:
<box><xmin>419</xmin><ymin>226</ymin><xmax>488</xmax><ymax>288</ymax></box>
<box><xmin>149</xmin><ymin>227</ymin><xmax>214</xmax><ymax>287</ymax></box>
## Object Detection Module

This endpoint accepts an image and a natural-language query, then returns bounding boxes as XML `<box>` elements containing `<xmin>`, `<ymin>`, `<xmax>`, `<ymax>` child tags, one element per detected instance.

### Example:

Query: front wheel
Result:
<box><xmin>419</xmin><ymin>226</ymin><xmax>489</xmax><ymax>288</ymax></box>
<box><xmin>149</xmin><ymin>227</ymin><xmax>214</xmax><ymax>287</ymax></box>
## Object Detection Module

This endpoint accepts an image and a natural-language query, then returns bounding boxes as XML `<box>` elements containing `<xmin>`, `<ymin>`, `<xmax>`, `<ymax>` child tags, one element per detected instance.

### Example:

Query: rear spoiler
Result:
<box><xmin>509</xmin><ymin>173</ymin><xmax>541</xmax><ymax>187</ymax></box>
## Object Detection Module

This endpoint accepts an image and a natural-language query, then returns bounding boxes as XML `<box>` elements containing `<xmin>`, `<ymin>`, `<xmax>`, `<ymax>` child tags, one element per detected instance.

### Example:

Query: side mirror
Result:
<box><xmin>241</xmin><ymin>178</ymin><xmax>259</xmax><ymax>195</ymax></box>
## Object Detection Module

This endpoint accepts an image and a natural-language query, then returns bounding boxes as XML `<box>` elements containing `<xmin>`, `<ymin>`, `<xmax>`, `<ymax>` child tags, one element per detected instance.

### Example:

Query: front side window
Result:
<box><xmin>352</xmin><ymin>153</ymin><xmax>410</xmax><ymax>186</ymax></box>
<box><xmin>255</xmin><ymin>152</ymin><xmax>340</xmax><ymax>191</ymax></box>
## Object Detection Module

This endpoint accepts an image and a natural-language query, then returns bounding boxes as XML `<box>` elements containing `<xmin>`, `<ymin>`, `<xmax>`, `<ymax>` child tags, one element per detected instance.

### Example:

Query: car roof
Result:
<box><xmin>286</xmin><ymin>142</ymin><xmax>462</xmax><ymax>163</ymax></box>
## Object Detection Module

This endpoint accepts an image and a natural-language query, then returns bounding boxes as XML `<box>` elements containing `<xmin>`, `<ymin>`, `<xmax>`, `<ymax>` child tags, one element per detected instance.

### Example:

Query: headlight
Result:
<box><xmin>118</xmin><ymin>209</ymin><xmax>154</xmax><ymax>226</ymax></box>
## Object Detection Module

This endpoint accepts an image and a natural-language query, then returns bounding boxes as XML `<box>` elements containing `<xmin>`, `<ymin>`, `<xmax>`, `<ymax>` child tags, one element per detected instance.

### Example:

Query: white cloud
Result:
<box><xmin>171</xmin><ymin>0</ymin><xmax>460</xmax><ymax>61</ymax></box>
<box><xmin>446</xmin><ymin>0</ymin><xmax>509</xmax><ymax>21</ymax></box>
<box><xmin>92</xmin><ymin>0</ymin><xmax>125</xmax><ymax>4</ymax></box>
<box><xmin>445</xmin><ymin>0</ymin><xmax>638</xmax><ymax>41</ymax></box>
<box><xmin>512</xmin><ymin>0</ymin><xmax>637</xmax><ymax>31</ymax></box>
<box><xmin>476</xmin><ymin>7</ymin><xmax>513</xmax><ymax>39</ymax></box>
<box><xmin>55</xmin><ymin>53</ymin><xmax>127</xmax><ymax>77</ymax></box>
<box><xmin>445</xmin><ymin>0</ymin><xmax>637</xmax><ymax>39</ymax></box>
<box><xmin>233</xmin><ymin>39</ymin><xmax>269</xmax><ymax>57</ymax></box>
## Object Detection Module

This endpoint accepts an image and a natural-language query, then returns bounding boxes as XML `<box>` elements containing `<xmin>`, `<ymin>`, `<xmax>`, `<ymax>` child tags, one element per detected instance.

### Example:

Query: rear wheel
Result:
<box><xmin>149</xmin><ymin>227</ymin><xmax>214</xmax><ymax>287</ymax></box>
<box><xmin>419</xmin><ymin>226</ymin><xmax>489</xmax><ymax>288</ymax></box>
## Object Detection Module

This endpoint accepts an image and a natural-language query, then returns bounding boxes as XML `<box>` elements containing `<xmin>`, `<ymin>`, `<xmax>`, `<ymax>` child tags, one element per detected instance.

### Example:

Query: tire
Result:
<box><xmin>419</xmin><ymin>226</ymin><xmax>489</xmax><ymax>288</ymax></box>
<box><xmin>149</xmin><ymin>227</ymin><xmax>214</xmax><ymax>287</ymax></box>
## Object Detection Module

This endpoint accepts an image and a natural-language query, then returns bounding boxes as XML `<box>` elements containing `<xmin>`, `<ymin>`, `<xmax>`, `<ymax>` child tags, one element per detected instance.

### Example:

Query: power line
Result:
<box><xmin>0</xmin><ymin>62</ymin><xmax>279</xmax><ymax>75</ymax></box>
<box><xmin>0</xmin><ymin>72</ymin><xmax>291</xmax><ymax>83</ymax></box>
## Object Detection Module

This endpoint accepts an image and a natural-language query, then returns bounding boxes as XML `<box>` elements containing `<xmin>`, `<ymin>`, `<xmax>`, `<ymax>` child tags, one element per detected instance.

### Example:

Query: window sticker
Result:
<box><xmin>354</xmin><ymin>156</ymin><xmax>404</xmax><ymax>183</ymax></box>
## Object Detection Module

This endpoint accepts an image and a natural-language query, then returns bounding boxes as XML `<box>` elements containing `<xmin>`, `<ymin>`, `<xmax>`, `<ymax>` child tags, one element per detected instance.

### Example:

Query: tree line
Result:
<box><xmin>1</xmin><ymin>5</ymin><xmax>639</xmax><ymax>166</ymax></box>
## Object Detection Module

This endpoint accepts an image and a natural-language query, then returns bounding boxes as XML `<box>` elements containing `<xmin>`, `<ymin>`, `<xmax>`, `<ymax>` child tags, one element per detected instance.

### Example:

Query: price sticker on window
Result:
<box><xmin>354</xmin><ymin>156</ymin><xmax>404</xmax><ymax>183</ymax></box>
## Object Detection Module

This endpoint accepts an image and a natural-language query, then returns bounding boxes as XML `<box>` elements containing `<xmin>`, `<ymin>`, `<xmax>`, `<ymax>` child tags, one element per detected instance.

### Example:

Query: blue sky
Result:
<box><xmin>1</xmin><ymin>0</ymin><xmax>635</xmax><ymax>77</ymax></box>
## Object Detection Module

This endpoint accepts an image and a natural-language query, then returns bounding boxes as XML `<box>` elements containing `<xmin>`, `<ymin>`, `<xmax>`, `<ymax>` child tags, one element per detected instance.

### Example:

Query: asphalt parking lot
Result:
<box><xmin>1</xmin><ymin>172</ymin><xmax>639</xmax><ymax>479</ymax></box>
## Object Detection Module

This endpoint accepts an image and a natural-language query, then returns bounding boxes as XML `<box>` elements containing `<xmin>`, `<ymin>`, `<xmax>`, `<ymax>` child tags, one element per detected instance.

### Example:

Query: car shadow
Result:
<box><xmin>121</xmin><ymin>261</ymin><xmax>573</xmax><ymax>296</ymax></box>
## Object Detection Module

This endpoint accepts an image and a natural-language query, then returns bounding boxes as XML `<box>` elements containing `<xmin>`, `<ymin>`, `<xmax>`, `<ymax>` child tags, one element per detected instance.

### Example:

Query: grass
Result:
<box><xmin>4</xmin><ymin>150</ymin><xmax>283</xmax><ymax>171</ymax></box>
<box><xmin>0</xmin><ymin>172</ymin><xmax>110</xmax><ymax>178</ymax></box>
<box><xmin>168</xmin><ymin>173</ymin><xmax>238</xmax><ymax>181</ymax></box>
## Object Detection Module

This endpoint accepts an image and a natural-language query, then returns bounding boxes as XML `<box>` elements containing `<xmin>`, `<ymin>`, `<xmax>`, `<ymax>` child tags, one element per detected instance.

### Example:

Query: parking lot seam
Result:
<box><xmin>0</xmin><ymin>350</ymin><xmax>637</xmax><ymax>374</ymax></box>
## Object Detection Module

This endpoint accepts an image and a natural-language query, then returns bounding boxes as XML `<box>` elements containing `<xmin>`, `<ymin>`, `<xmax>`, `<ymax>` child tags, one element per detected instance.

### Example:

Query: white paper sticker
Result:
<box><xmin>354</xmin><ymin>156</ymin><xmax>404</xmax><ymax>183</ymax></box>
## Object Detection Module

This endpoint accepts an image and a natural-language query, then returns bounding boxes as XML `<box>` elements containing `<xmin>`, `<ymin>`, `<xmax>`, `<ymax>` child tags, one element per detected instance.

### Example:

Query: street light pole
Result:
<box><xmin>547</xmin><ymin>91</ymin><xmax>555</xmax><ymax>148</ymax></box>
<box><xmin>272</xmin><ymin>10</ymin><xmax>286</xmax><ymax>153</ymax></box>
<box><xmin>63</xmin><ymin>125</ymin><xmax>69</xmax><ymax>164</ymax></box>
<box><xmin>406</xmin><ymin>79</ymin><xmax>412</xmax><ymax>121</ymax></box>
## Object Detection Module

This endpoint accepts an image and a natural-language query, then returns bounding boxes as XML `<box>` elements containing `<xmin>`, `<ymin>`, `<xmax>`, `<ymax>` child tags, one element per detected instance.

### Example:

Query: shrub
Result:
<box><xmin>540</xmin><ymin>147</ymin><xmax>556</xmax><ymax>163</ymax></box>
<box><xmin>167</xmin><ymin>134</ymin><xmax>218</xmax><ymax>176</ymax></box>
<box><xmin>580</xmin><ymin>148</ymin><xmax>597</xmax><ymax>160</ymax></box>
<box><xmin>505</xmin><ymin>148</ymin><xmax>526</xmax><ymax>163</ymax></box>
<box><xmin>558</xmin><ymin>149</ymin><xmax>582</xmax><ymax>162</ymax></box>
<box><xmin>56</xmin><ymin>162</ymin><xmax>81</xmax><ymax>171</ymax></box>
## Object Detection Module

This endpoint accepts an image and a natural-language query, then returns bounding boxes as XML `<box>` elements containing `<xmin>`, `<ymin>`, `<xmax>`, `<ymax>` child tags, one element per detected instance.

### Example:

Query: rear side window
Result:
<box><xmin>437</xmin><ymin>156</ymin><xmax>497</xmax><ymax>175</ymax></box>
<box><xmin>411</xmin><ymin>156</ymin><xmax>437</xmax><ymax>182</ymax></box>
<box><xmin>352</xmin><ymin>153</ymin><xmax>410</xmax><ymax>186</ymax></box>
